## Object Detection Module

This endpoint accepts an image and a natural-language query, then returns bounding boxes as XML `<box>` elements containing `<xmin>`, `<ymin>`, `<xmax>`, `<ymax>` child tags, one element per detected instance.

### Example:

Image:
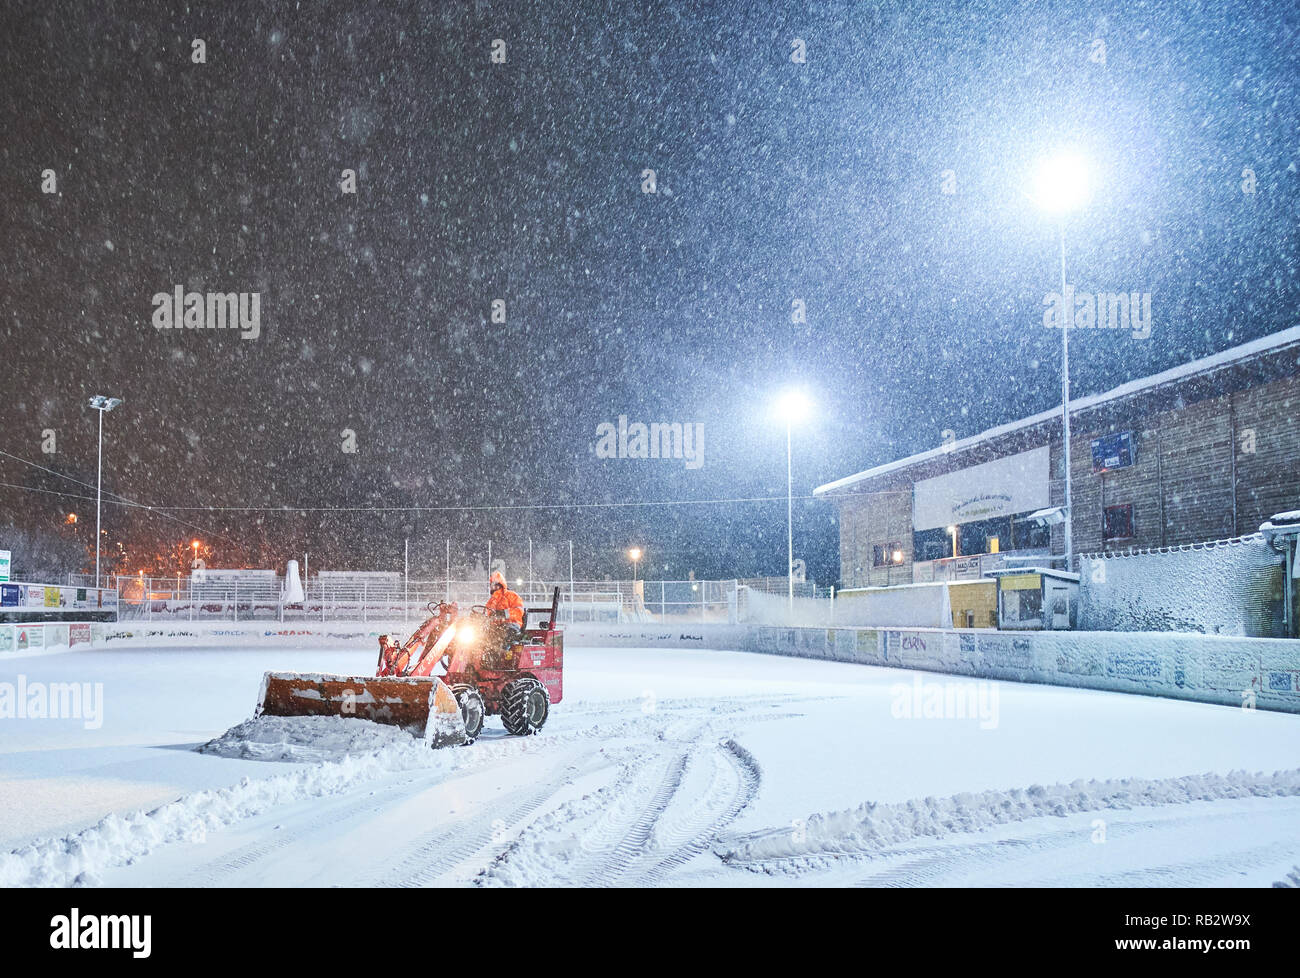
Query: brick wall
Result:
<box><xmin>1233</xmin><ymin>374</ymin><xmax>1300</xmax><ymax>533</ymax></box>
<box><xmin>828</xmin><ymin>359</ymin><xmax>1300</xmax><ymax>585</ymax></box>
<box><xmin>1072</xmin><ymin>373</ymin><xmax>1300</xmax><ymax>552</ymax></box>
<box><xmin>837</xmin><ymin>487</ymin><xmax>911</xmax><ymax>587</ymax></box>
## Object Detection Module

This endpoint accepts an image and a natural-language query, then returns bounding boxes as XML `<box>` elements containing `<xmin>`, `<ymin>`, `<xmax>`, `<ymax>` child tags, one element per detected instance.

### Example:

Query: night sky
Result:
<box><xmin>1</xmin><ymin>0</ymin><xmax>1296</xmax><ymax>583</ymax></box>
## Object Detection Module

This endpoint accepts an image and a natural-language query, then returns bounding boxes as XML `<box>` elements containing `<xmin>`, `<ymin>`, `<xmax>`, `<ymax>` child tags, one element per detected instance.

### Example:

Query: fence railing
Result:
<box><xmin>64</xmin><ymin>575</ymin><xmax>801</xmax><ymax>625</ymax></box>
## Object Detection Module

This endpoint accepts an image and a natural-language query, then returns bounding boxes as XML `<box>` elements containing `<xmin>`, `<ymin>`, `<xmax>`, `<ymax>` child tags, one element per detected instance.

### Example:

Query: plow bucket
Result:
<box><xmin>255</xmin><ymin>672</ymin><xmax>467</xmax><ymax>748</ymax></box>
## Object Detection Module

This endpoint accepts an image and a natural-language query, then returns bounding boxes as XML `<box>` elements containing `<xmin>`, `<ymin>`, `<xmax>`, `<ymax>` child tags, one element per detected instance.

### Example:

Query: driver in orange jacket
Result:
<box><xmin>485</xmin><ymin>571</ymin><xmax>525</xmax><ymax>627</ymax></box>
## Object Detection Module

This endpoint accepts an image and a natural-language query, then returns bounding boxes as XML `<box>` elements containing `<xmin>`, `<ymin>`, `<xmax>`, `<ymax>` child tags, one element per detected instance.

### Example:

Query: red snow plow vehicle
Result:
<box><xmin>256</xmin><ymin>587</ymin><xmax>564</xmax><ymax>746</ymax></box>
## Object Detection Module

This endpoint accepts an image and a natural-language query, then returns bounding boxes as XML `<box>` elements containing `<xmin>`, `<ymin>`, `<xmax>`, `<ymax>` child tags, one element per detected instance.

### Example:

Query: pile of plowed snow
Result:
<box><xmin>198</xmin><ymin>714</ymin><xmax>420</xmax><ymax>762</ymax></box>
<box><xmin>715</xmin><ymin>768</ymin><xmax>1300</xmax><ymax>874</ymax></box>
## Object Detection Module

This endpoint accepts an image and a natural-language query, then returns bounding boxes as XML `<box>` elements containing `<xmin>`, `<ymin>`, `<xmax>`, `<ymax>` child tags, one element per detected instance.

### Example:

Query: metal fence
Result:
<box><xmin>63</xmin><ymin>574</ymin><xmax>821</xmax><ymax>625</ymax></box>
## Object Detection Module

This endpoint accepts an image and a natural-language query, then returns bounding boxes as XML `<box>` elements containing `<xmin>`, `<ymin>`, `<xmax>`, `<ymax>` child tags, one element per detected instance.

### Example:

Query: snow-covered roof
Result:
<box><xmin>1260</xmin><ymin>510</ymin><xmax>1300</xmax><ymax>541</ymax></box>
<box><xmin>815</xmin><ymin>325</ymin><xmax>1300</xmax><ymax>497</ymax></box>
<box><xmin>988</xmin><ymin>567</ymin><xmax>1081</xmax><ymax>583</ymax></box>
<box><xmin>1026</xmin><ymin>506</ymin><xmax>1065</xmax><ymax>522</ymax></box>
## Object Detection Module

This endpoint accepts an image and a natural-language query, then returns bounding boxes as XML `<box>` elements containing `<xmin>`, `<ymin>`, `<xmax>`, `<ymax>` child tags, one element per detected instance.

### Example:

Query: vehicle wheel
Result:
<box><xmin>500</xmin><ymin>677</ymin><xmax>549</xmax><ymax>736</ymax></box>
<box><xmin>452</xmin><ymin>685</ymin><xmax>485</xmax><ymax>743</ymax></box>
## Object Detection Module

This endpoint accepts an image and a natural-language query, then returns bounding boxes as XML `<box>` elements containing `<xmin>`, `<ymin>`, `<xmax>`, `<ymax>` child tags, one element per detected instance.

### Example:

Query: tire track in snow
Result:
<box><xmin>475</xmin><ymin>711</ymin><xmax>770</xmax><ymax>887</ymax></box>
<box><xmin>855</xmin><ymin>832</ymin><xmax>1095</xmax><ymax>888</ymax></box>
<box><xmin>66</xmin><ymin>694</ymin><xmax>802</xmax><ymax>888</ymax></box>
<box><xmin>632</xmin><ymin>739</ymin><xmax>762</xmax><ymax>887</ymax></box>
<box><xmin>390</xmin><ymin>782</ymin><xmax>569</xmax><ymax>888</ymax></box>
<box><xmin>579</xmin><ymin>750</ymin><xmax>692</xmax><ymax>886</ymax></box>
<box><xmin>1086</xmin><ymin>843</ymin><xmax>1300</xmax><ymax>887</ymax></box>
<box><xmin>170</xmin><ymin>772</ymin><xmax>432</xmax><ymax>887</ymax></box>
<box><xmin>160</xmin><ymin>740</ymin><xmax>584</xmax><ymax>887</ymax></box>
<box><xmin>92</xmin><ymin>701</ymin><xmax>735</xmax><ymax>887</ymax></box>
<box><xmin>376</xmin><ymin>750</ymin><xmax>611</xmax><ymax>888</ymax></box>
<box><xmin>852</xmin><ymin>807</ymin><xmax>1284</xmax><ymax>888</ymax></box>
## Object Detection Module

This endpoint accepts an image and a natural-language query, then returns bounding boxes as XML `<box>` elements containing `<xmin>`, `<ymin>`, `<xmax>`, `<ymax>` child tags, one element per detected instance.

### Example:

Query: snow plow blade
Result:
<box><xmin>255</xmin><ymin>672</ymin><xmax>467</xmax><ymax>748</ymax></box>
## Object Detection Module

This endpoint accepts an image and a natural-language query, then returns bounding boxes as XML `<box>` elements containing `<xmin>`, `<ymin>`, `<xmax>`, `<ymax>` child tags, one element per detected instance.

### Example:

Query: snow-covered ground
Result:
<box><xmin>1</xmin><ymin>642</ymin><xmax>1298</xmax><ymax>887</ymax></box>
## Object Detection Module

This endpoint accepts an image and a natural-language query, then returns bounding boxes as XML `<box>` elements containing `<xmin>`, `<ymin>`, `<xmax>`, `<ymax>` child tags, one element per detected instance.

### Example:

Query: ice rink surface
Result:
<box><xmin>1</xmin><ymin>642</ymin><xmax>1297</xmax><ymax>887</ymax></box>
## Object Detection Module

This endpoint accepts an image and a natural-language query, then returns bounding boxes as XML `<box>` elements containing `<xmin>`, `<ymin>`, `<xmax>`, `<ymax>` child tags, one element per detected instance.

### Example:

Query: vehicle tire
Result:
<box><xmin>452</xmin><ymin>685</ymin><xmax>485</xmax><ymax>743</ymax></box>
<box><xmin>500</xmin><ymin>677</ymin><xmax>549</xmax><ymax>736</ymax></box>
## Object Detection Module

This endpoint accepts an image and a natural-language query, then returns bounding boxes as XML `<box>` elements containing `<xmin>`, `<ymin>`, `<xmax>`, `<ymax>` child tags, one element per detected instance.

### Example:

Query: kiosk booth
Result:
<box><xmin>989</xmin><ymin>567</ymin><xmax>1079</xmax><ymax>631</ymax></box>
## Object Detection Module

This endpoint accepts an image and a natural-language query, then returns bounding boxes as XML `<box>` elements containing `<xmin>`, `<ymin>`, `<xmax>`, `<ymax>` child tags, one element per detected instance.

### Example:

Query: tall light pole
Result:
<box><xmin>628</xmin><ymin>547</ymin><xmax>642</xmax><ymax>582</ymax></box>
<box><xmin>88</xmin><ymin>395</ymin><xmax>122</xmax><ymax>587</ymax></box>
<box><xmin>775</xmin><ymin>389</ymin><xmax>811</xmax><ymax>613</ymax></box>
<box><xmin>1033</xmin><ymin>153</ymin><xmax>1088</xmax><ymax>571</ymax></box>
<box><xmin>1058</xmin><ymin>215</ymin><xmax>1073</xmax><ymax>569</ymax></box>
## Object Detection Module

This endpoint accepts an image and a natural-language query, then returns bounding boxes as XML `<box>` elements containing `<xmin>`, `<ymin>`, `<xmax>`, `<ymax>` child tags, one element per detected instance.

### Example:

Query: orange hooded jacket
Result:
<box><xmin>485</xmin><ymin>571</ymin><xmax>525</xmax><ymax>626</ymax></box>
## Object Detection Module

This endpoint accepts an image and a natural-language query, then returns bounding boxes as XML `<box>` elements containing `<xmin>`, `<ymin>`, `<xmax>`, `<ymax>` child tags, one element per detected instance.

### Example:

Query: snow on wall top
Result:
<box><xmin>815</xmin><ymin>325</ymin><xmax>1300</xmax><ymax>497</ymax></box>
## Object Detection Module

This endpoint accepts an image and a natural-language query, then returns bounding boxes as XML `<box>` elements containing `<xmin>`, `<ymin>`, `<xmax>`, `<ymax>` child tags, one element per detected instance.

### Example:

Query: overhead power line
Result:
<box><xmin>0</xmin><ymin>450</ymin><xmax>242</xmax><ymax>546</ymax></box>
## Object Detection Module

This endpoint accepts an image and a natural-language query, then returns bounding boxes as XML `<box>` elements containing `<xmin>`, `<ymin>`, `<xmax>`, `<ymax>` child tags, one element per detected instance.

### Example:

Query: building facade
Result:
<box><xmin>816</xmin><ymin>328</ymin><xmax>1300</xmax><ymax>588</ymax></box>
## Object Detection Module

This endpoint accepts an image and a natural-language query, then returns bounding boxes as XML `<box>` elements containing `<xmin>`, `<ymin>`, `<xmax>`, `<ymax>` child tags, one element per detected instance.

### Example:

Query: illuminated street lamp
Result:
<box><xmin>628</xmin><ymin>547</ymin><xmax>642</xmax><ymax>582</ymax></box>
<box><xmin>88</xmin><ymin>395</ymin><xmax>123</xmax><ymax>586</ymax></box>
<box><xmin>1032</xmin><ymin>152</ymin><xmax>1089</xmax><ymax>571</ymax></box>
<box><xmin>774</xmin><ymin>389</ymin><xmax>812</xmax><ymax>613</ymax></box>
<box><xmin>1032</xmin><ymin>153</ymin><xmax>1089</xmax><ymax>215</ymax></box>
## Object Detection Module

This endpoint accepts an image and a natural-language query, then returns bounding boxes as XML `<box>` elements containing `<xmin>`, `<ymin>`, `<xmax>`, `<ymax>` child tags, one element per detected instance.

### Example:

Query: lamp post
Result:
<box><xmin>1032</xmin><ymin>153</ymin><xmax>1088</xmax><ymax>571</ymax></box>
<box><xmin>628</xmin><ymin>547</ymin><xmax>642</xmax><ymax>582</ymax></box>
<box><xmin>88</xmin><ymin>395</ymin><xmax>122</xmax><ymax>587</ymax></box>
<box><xmin>774</xmin><ymin>390</ymin><xmax>811</xmax><ymax>613</ymax></box>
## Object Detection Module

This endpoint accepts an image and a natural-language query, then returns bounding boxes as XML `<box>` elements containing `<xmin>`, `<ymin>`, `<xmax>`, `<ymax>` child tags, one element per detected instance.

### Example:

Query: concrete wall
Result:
<box><xmin>0</xmin><ymin>621</ymin><xmax>98</xmax><ymax>653</ymax></box>
<box><xmin>9</xmin><ymin>618</ymin><xmax>1295</xmax><ymax>716</ymax></box>
<box><xmin>738</xmin><ymin>588</ymin><xmax>833</xmax><ymax>627</ymax></box>
<box><xmin>566</xmin><ymin>622</ymin><xmax>1300</xmax><ymax>715</ymax></box>
<box><xmin>833</xmin><ymin>582</ymin><xmax>952</xmax><ymax>628</ymax></box>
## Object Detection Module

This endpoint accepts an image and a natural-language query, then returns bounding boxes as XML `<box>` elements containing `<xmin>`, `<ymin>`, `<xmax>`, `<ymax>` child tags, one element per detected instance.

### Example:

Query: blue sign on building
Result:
<box><xmin>1091</xmin><ymin>431</ymin><xmax>1135</xmax><ymax>473</ymax></box>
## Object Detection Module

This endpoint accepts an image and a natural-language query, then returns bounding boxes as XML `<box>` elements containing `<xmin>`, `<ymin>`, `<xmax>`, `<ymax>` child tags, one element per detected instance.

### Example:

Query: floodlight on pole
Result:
<box><xmin>1032</xmin><ymin>152</ymin><xmax>1089</xmax><ymax>572</ymax></box>
<box><xmin>775</xmin><ymin>389</ymin><xmax>811</xmax><ymax>425</ymax></box>
<box><xmin>1031</xmin><ymin>152</ymin><xmax>1089</xmax><ymax>214</ymax></box>
<box><xmin>628</xmin><ymin>547</ymin><xmax>642</xmax><ymax>583</ymax></box>
<box><xmin>774</xmin><ymin>389</ymin><xmax>812</xmax><ymax>614</ymax></box>
<box><xmin>88</xmin><ymin>395</ymin><xmax>123</xmax><ymax>587</ymax></box>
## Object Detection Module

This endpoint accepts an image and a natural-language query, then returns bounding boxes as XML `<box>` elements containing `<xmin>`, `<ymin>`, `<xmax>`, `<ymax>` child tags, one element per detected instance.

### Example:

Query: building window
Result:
<box><xmin>1103</xmin><ymin>503</ymin><xmax>1134</xmax><ymax>541</ymax></box>
<box><xmin>872</xmin><ymin>543</ymin><xmax>904</xmax><ymax>567</ymax></box>
<box><xmin>1011</xmin><ymin>518</ymin><xmax>1051</xmax><ymax>551</ymax></box>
